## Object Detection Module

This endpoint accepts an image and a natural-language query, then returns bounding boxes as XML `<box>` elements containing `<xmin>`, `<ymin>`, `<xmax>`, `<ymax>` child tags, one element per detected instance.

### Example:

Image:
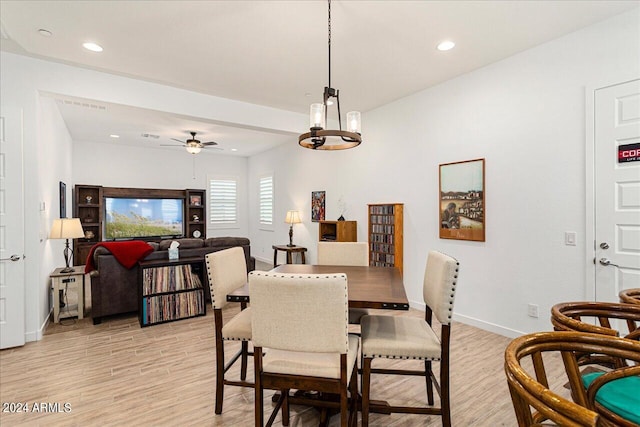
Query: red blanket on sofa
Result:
<box><xmin>84</xmin><ymin>241</ymin><xmax>155</xmax><ymax>273</ymax></box>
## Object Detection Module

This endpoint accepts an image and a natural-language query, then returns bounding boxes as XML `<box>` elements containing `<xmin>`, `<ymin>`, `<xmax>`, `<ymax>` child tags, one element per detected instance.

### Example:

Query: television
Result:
<box><xmin>104</xmin><ymin>197</ymin><xmax>184</xmax><ymax>240</ymax></box>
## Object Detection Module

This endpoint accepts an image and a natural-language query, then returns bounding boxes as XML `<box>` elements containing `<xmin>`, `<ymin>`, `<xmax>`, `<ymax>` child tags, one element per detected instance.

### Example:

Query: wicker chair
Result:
<box><xmin>551</xmin><ymin>301</ymin><xmax>640</xmax><ymax>368</ymax></box>
<box><xmin>620</xmin><ymin>288</ymin><xmax>640</xmax><ymax>305</ymax></box>
<box><xmin>505</xmin><ymin>331</ymin><xmax>640</xmax><ymax>427</ymax></box>
<box><xmin>205</xmin><ymin>247</ymin><xmax>253</xmax><ymax>414</ymax></box>
<box><xmin>249</xmin><ymin>271</ymin><xmax>359</xmax><ymax>427</ymax></box>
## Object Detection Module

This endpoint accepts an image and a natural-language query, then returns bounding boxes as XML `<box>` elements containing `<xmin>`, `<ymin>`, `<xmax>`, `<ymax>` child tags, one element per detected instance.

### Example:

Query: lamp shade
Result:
<box><xmin>285</xmin><ymin>210</ymin><xmax>301</xmax><ymax>225</ymax></box>
<box><xmin>49</xmin><ymin>218</ymin><xmax>85</xmax><ymax>240</ymax></box>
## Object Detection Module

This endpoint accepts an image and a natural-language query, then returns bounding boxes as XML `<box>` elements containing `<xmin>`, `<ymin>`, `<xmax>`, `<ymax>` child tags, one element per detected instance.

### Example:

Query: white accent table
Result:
<box><xmin>50</xmin><ymin>265</ymin><xmax>86</xmax><ymax>323</ymax></box>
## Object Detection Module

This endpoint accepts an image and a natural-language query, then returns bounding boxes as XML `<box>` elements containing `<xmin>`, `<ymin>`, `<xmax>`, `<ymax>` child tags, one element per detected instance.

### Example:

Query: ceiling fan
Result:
<box><xmin>162</xmin><ymin>131</ymin><xmax>222</xmax><ymax>154</ymax></box>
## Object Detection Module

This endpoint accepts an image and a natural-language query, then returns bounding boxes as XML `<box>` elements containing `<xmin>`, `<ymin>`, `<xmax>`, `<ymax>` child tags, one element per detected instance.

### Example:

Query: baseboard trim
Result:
<box><xmin>409</xmin><ymin>299</ymin><xmax>523</xmax><ymax>339</ymax></box>
<box><xmin>25</xmin><ymin>312</ymin><xmax>49</xmax><ymax>342</ymax></box>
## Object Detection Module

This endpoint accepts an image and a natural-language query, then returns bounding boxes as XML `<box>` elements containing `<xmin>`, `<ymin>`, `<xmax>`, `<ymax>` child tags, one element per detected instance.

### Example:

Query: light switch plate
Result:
<box><xmin>565</xmin><ymin>232</ymin><xmax>576</xmax><ymax>246</ymax></box>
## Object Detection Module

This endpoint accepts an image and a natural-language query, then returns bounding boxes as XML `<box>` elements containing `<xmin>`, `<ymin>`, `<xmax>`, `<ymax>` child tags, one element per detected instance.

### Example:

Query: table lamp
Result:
<box><xmin>49</xmin><ymin>218</ymin><xmax>85</xmax><ymax>273</ymax></box>
<box><xmin>284</xmin><ymin>210</ymin><xmax>301</xmax><ymax>247</ymax></box>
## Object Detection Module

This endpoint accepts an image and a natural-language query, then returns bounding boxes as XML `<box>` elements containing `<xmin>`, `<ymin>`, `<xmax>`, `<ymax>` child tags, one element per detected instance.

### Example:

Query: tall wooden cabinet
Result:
<box><xmin>74</xmin><ymin>185</ymin><xmax>103</xmax><ymax>265</ymax></box>
<box><xmin>368</xmin><ymin>203</ymin><xmax>404</xmax><ymax>274</ymax></box>
<box><xmin>318</xmin><ymin>220</ymin><xmax>357</xmax><ymax>242</ymax></box>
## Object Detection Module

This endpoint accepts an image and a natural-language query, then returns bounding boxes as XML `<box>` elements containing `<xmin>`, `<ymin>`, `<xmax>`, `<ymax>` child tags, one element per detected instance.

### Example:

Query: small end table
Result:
<box><xmin>50</xmin><ymin>265</ymin><xmax>87</xmax><ymax>323</ymax></box>
<box><xmin>272</xmin><ymin>245</ymin><xmax>307</xmax><ymax>267</ymax></box>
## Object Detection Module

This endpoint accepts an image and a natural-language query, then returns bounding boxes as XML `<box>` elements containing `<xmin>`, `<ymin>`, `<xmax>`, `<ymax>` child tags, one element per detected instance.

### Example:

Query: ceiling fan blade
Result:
<box><xmin>160</xmin><ymin>144</ymin><xmax>184</xmax><ymax>147</ymax></box>
<box><xmin>171</xmin><ymin>138</ymin><xmax>185</xmax><ymax>143</ymax></box>
<box><xmin>201</xmin><ymin>141</ymin><xmax>218</xmax><ymax>146</ymax></box>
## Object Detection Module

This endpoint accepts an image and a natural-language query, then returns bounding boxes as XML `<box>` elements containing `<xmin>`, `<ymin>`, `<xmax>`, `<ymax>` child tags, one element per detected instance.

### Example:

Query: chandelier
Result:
<box><xmin>299</xmin><ymin>0</ymin><xmax>362</xmax><ymax>150</ymax></box>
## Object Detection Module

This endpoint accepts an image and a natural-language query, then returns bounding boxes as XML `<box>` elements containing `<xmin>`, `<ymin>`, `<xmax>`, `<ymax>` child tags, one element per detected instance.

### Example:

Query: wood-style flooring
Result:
<box><xmin>0</xmin><ymin>264</ymin><xmax>568</xmax><ymax>426</ymax></box>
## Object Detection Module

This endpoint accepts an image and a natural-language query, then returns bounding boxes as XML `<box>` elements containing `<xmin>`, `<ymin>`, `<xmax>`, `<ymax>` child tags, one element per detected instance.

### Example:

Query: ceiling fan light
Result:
<box><xmin>186</xmin><ymin>145</ymin><xmax>201</xmax><ymax>154</ymax></box>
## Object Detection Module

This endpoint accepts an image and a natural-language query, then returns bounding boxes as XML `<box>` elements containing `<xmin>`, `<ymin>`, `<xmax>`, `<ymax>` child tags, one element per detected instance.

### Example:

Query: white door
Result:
<box><xmin>0</xmin><ymin>107</ymin><xmax>25</xmax><ymax>349</ymax></box>
<box><xmin>594</xmin><ymin>79</ymin><xmax>640</xmax><ymax>302</ymax></box>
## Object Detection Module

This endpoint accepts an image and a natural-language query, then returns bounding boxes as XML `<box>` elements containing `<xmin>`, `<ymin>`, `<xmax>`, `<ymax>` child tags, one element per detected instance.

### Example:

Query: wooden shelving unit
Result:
<box><xmin>74</xmin><ymin>184</ymin><xmax>103</xmax><ymax>265</ymax></box>
<box><xmin>138</xmin><ymin>257</ymin><xmax>206</xmax><ymax>327</ymax></box>
<box><xmin>368</xmin><ymin>203</ymin><xmax>404</xmax><ymax>274</ymax></box>
<box><xmin>186</xmin><ymin>189</ymin><xmax>206</xmax><ymax>239</ymax></box>
<box><xmin>318</xmin><ymin>220</ymin><xmax>357</xmax><ymax>242</ymax></box>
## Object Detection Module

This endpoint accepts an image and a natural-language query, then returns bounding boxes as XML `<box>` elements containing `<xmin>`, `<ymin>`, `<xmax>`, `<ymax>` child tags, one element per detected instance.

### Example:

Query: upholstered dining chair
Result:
<box><xmin>360</xmin><ymin>250</ymin><xmax>459</xmax><ymax>427</ymax></box>
<box><xmin>620</xmin><ymin>288</ymin><xmax>640</xmax><ymax>305</ymax></box>
<box><xmin>205</xmin><ymin>247</ymin><xmax>253</xmax><ymax>415</ymax></box>
<box><xmin>249</xmin><ymin>271</ymin><xmax>359</xmax><ymax>427</ymax></box>
<box><xmin>317</xmin><ymin>241</ymin><xmax>370</xmax><ymax>324</ymax></box>
<box><xmin>551</xmin><ymin>301</ymin><xmax>640</xmax><ymax>368</ymax></box>
<box><xmin>505</xmin><ymin>331</ymin><xmax>640</xmax><ymax>427</ymax></box>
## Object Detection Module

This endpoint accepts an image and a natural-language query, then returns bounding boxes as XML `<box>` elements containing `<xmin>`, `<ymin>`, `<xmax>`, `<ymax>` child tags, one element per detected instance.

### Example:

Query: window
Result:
<box><xmin>259</xmin><ymin>174</ymin><xmax>274</xmax><ymax>228</ymax></box>
<box><xmin>209</xmin><ymin>177</ymin><xmax>238</xmax><ymax>227</ymax></box>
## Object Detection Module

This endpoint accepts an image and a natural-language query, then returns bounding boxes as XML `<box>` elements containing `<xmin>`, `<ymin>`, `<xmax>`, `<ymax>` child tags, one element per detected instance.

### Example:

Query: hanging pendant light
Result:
<box><xmin>299</xmin><ymin>0</ymin><xmax>362</xmax><ymax>150</ymax></box>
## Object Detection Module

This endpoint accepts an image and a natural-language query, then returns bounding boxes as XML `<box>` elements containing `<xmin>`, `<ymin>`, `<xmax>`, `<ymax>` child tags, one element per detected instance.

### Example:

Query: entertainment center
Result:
<box><xmin>73</xmin><ymin>185</ymin><xmax>206</xmax><ymax>265</ymax></box>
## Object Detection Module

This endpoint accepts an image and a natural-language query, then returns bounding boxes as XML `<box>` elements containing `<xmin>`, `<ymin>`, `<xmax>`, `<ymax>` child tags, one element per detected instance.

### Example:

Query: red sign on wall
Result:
<box><xmin>618</xmin><ymin>143</ymin><xmax>640</xmax><ymax>163</ymax></box>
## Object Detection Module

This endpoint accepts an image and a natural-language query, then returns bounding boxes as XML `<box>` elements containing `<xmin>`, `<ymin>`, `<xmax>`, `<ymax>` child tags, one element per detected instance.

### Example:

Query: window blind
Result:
<box><xmin>259</xmin><ymin>175</ymin><xmax>273</xmax><ymax>225</ymax></box>
<box><xmin>209</xmin><ymin>178</ymin><xmax>237</xmax><ymax>225</ymax></box>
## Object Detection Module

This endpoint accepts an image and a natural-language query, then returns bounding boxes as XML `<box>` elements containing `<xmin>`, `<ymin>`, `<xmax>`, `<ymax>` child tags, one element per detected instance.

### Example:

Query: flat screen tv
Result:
<box><xmin>104</xmin><ymin>197</ymin><xmax>184</xmax><ymax>240</ymax></box>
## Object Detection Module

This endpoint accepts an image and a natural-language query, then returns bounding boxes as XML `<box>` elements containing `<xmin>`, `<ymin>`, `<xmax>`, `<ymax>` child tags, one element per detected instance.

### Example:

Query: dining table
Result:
<box><xmin>227</xmin><ymin>264</ymin><xmax>410</xmax><ymax>310</ymax></box>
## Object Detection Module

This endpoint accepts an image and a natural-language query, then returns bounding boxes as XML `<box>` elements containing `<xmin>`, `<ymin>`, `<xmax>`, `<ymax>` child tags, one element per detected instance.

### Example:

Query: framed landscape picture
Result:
<box><xmin>311</xmin><ymin>191</ymin><xmax>326</xmax><ymax>222</ymax></box>
<box><xmin>439</xmin><ymin>158</ymin><xmax>485</xmax><ymax>241</ymax></box>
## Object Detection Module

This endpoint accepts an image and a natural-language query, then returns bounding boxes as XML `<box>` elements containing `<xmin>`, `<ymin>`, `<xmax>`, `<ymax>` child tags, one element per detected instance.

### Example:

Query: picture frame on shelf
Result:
<box><xmin>59</xmin><ymin>181</ymin><xmax>66</xmax><ymax>218</ymax></box>
<box><xmin>439</xmin><ymin>158</ymin><xmax>485</xmax><ymax>242</ymax></box>
<box><xmin>190</xmin><ymin>195</ymin><xmax>202</xmax><ymax>206</ymax></box>
<box><xmin>311</xmin><ymin>191</ymin><xmax>326</xmax><ymax>222</ymax></box>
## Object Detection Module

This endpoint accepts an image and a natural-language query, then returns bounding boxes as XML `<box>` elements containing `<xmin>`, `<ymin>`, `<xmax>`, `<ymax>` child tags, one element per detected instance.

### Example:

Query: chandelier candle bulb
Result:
<box><xmin>347</xmin><ymin>111</ymin><xmax>361</xmax><ymax>134</ymax></box>
<box><xmin>310</xmin><ymin>103</ymin><xmax>325</xmax><ymax>129</ymax></box>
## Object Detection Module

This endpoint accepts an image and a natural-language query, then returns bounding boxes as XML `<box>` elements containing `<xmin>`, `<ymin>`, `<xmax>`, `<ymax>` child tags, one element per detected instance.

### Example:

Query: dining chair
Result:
<box><xmin>205</xmin><ymin>247</ymin><xmax>253</xmax><ymax>415</ymax></box>
<box><xmin>249</xmin><ymin>271</ymin><xmax>359</xmax><ymax>427</ymax></box>
<box><xmin>505</xmin><ymin>331</ymin><xmax>640</xmax><ymax>427</ymax></box>
<box><xmin>619</xmin><ymin>288</ymin><xmax>640</xmax><ymax>305</ymax></box>
<box><xmin>317</xmin><ymin>241</ymin><xmax>370</xmax><ymax>324</ymax></box>
<box><xmin>360</xmin><ymin>250</ymin><xmax>459</xmax><ymax>427</ymax></box>
<box><xmin>551</xmin><ymin>301</ymin><xmax>640</xmax><ymax>368</ymax></box>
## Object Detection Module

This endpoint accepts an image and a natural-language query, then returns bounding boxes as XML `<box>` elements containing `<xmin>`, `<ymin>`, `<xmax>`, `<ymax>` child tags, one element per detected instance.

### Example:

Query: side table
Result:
<box><xmin>272</xmin><ymin>245</ymin><xmax>307</xmax><ymax>267</ymax></box>
<box><xmin>50</xmin><ymin>265</ymin><xmax>86</xmax><ymax>323</ymax></box>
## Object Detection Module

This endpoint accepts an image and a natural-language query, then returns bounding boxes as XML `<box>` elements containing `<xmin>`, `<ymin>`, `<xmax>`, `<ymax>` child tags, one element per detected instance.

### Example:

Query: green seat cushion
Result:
<box><xmin>582</xmin><ymin>372</ymin><xmax>640</xmax><ymax>424</ymax></box>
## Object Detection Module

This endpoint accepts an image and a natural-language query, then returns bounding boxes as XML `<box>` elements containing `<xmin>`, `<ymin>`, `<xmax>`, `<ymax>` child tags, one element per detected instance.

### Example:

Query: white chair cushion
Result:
<box><xmin>361</xmin><ymin>315</ymin><xmax>441</xmax><ymax>360</ymax></box>
<box><xmin>317</xmin><ymin>242</ymin><xmax>369</xmax><ymax>266</ymax></box>
<box><xmin>423</xmin><ymin>251</ymin><xmax>459</xmax><ymax>325</ymax></box>
<box><xmin>221</xmin><ymin>307</ymin><xmax>252</xmax><ymax>341</ymax></box>
<box><xmin>263</xmin><ymin>335</ymin><xmax>359</xmax><ymax>379</ymax></box>
<box><xmin>206</xmin><ymin>247</ymin><xmax>248</xmax><ymax>309</ymax></box>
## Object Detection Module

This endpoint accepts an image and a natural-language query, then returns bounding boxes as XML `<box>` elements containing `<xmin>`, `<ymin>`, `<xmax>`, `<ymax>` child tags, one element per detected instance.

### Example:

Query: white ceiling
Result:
<box><xmin>1</xmin><ymin>0</ymin><xmax>638</xmax><ymax>156</ymax></box>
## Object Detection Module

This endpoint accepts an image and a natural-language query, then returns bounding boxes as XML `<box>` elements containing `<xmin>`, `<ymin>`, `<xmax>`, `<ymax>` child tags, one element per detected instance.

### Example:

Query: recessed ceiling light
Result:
<box><xmin>109</xmin><ymin>134</ymin><xmax>120</xmax><ymax>138</ymax></box>
<box><xmin>231</xmin><ymin>148</ymin><xmax>238</xmax><ymax>152</ymax></box>
<box><xmin>437</xmin><ymin>40</ymin><xmax>455</xmax><ymax>51</ymax></box>
<box><xmin>38</xmin><ymin>29</ymin><xmax>52</xmax><ymax>37</ymax></box>
<box><xmin>83</xmin><ymin>42</ymin><xmax>103</xmax><ymax>52</ymax></box>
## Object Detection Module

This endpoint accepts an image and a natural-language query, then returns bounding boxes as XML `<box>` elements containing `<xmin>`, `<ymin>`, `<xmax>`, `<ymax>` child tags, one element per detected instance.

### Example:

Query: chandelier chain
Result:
<box><xmin>327</xmin><ymin>0</ymin><xmax>332</xmax><ymax>90</ymax></box>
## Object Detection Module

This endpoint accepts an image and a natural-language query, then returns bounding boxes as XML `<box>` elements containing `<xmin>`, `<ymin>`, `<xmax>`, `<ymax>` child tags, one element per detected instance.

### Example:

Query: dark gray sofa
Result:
<box><xmin>89</xmin><ymin>237</ymin><xmax>255</xmax><ymax>324</ymax></box>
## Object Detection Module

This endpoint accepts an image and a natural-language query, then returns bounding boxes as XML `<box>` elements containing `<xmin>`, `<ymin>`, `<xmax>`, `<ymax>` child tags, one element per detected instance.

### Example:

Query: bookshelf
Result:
<box><xmin>186</xmin><ymin>189</ymin><xmax>206</xmax><ymax>239</ymax></box>
<box><xmin>138</xmin><ymin>257</ymin><xmax>206</xmax><ymax>327</ymax></box>
<box><xmin>318</xmin><ymin>220</ymin><xmax>357</xmax><ymax>242</ymax></box>
<box><xmin>368</xmin><ymin>203</ymin><xmax>404</xmax><ymax>274</ymax></box>
<box><xmin>74</xmin><ymin>185</ymin><xmax>103</xmax><ymax>265</ymax></box>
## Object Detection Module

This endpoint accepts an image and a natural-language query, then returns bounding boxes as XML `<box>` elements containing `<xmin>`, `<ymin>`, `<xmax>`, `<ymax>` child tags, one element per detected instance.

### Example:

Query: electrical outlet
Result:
<box><xmin>527</xmin><ymin>303</ymin><xmax>539</xmax><ymax>318</ymax></box>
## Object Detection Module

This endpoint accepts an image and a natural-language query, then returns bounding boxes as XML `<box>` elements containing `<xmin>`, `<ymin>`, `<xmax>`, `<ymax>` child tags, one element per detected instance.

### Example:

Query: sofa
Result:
<box><xmin>89</xmin><ymin>237</ymin><xmax>255</xmax><ymax>324</ymax></box>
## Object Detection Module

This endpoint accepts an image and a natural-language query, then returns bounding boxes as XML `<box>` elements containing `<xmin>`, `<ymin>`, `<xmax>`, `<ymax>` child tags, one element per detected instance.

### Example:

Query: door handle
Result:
<box><xmin>599</xmin><ymin>258</ymin><xmax>619</xmax><ymax>267</ymax></box>
<box><xmin>0</xmin><ymin>254</ymin><xmax>21</xmax><ymax>262</ymax></box>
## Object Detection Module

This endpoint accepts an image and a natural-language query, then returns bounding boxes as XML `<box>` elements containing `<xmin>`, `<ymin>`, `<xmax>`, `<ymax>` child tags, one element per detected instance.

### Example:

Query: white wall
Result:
<box><xmin>72</xmin><ymin>141</ymin><xmax>250</xmax><ymax>237</ymax></box>
<box><xmin>249</xmin><ymin>9</ymin><xmax>640</xmax><ymax>337</ymax></box>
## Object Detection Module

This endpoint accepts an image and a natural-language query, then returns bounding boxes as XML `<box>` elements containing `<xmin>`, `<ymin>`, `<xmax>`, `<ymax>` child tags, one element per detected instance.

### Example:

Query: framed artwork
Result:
<box><xmin>59</xmin><ymin>181</ymin><xmax>66</xmax><ymax>218</ymax></box>
<box><xmin>190</xmin><ymin>195</ymin><xmax>202</xmax><ymax>206</ymax></box>
<box><xmin>439</xmin><ymin>158</ymin><xmax>485</xmax><ymax>241</ymax></box>
<box><xmin>311</xmin><ymin>191</ymin><xmax>326</xmax><ymax>222</ymax></box>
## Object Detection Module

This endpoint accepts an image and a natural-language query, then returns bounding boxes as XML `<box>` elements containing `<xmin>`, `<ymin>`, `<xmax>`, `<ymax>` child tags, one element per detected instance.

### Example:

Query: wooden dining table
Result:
<box><xmin>227</xmin><ymin>264</ymin><xmax>409</xmax><ymax>310</ymax></box>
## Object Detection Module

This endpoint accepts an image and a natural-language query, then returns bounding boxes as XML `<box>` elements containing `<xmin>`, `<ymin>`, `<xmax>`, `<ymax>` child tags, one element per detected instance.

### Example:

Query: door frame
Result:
<box><xmin>584</xmin><ymin>77</ymin><xmax>639</xmax><ymax>301</ymax></box>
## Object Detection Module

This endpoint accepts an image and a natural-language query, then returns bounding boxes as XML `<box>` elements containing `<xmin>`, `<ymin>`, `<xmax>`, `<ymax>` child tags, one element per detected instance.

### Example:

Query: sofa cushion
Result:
<box><xmin>206</xmin><ymin>237</ymin><xmax>250</xmax><ymax>247</ymax></box>
<box><xmin>158</xmin><ymin>238</ymin><xmax>204</xmax><ymax>250</ymax></box>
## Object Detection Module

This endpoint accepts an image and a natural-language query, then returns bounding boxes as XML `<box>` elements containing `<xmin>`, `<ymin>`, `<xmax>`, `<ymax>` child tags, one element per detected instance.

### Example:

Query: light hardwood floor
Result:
<box><xmin>0</xmin><ymin>264</ymin><xmax>567</xmax><ymax>426</ymax></box>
